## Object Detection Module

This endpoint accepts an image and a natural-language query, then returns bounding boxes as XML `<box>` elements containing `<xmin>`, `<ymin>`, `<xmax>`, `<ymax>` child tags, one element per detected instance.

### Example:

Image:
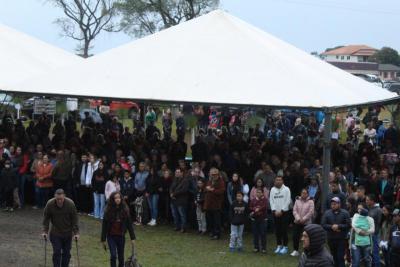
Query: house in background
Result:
<box><xmin>321</xmin><ymin>45</ymin><xmax>377</xmax><ymax>63</ymax></box>
<box><xmin>378</xmin><ymin>64</ymin><xmax>400</xmax><ymax>81</ymax></box>
<box><xmin>321</xmin><ymin>45</ymin><xmax>379</xmax><ymax>76</ymax></box>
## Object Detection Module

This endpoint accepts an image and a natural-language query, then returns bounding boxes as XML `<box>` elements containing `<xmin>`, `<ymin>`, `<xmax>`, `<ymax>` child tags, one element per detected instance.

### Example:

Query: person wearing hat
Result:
<box><xmin>298</xmin><ymin>224</ymin><xmax>334</xmax><ymax>267</ymax></box>
<box><xmin>42</xmin><ymin>189</ymin><xmax>79</xmax><ymax>267</ymax></box>
<box><xmin>350</xmin><ymin>203</ymin><xmax>375</xmax><ymax>267</ymax></box>
<box><xmin>321</xmin><ymin>196</ymin><xmax>351</xmax><ymax>267</ymax></box>
<box><xmin>389</xmin><ymin>209</ymin><xmax>400</xmax><ymax>267</ymax></box>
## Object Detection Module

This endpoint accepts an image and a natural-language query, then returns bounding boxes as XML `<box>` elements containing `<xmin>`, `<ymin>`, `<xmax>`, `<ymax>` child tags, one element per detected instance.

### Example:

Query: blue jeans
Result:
<box><xmin>372</xmin><ymin>234</ymin><xmax>380</xmax><ymax>267</ymax></box>
<box><xmin>351</xmin><ymin>244</ymin><xmax>371</xmax><ymax>267</ymax></box>
<box><xmin>107</xmin><ymin>235</ymin><xmax>125</xmax><ymax>267</ymax></box>
<box><xmin>230</xmin><ymin>224</ymin><xmax>244</xmax><ymax>249</ymax></box>
<box><xmin>252</xmin><ymin>220</ymin><xmax>267</xmax><ymax>250</ymax></box>
<box><xmin>93</xmin><ymin>192</ymin><xmax>105</xmax><ymax>219</ymax></box>
<box><xmin>50</xmin><ymin>234</ymin><xmax>72</xmax><ymax>267</ymax></box>
<box><xmin>35</xmin><ymin>186</ymin><xmax>50</xmax><ymax>208</ymax></box>
<box><xmin>170</xmin><ymin>203</ymin><xmax>187</xmax><ymax>230</ymax></box>
<box><xmin>148</xmin><ymin>194</ymin><xmax>159</xmax><ymax>220</ymax></box>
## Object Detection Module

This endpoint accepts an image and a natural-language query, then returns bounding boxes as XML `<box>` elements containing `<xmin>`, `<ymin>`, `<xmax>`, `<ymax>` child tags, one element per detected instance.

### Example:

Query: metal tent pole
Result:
<box><xmin>321</xmin><ymin>109</ymin><xmax>332</xmax><ymax>213</ymax></box>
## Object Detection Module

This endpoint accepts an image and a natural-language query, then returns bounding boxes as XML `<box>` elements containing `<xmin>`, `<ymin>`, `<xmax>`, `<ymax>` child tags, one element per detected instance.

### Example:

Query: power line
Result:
<box><xmin>277</xmin><ymin>0</ymin><xmax>400</xmax><ymax>16</ymax></box>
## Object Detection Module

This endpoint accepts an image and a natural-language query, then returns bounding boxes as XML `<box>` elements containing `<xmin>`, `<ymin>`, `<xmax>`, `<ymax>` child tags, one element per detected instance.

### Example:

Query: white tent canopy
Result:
<box><xmin>0</xmin><ymin>23</ymin><xmax>82</xmax><ymax>89</ymax></box>
<box><xmin>2</xmin><ymin>10</ymin><xmax>397</xmax><ymax>109</ymax></box>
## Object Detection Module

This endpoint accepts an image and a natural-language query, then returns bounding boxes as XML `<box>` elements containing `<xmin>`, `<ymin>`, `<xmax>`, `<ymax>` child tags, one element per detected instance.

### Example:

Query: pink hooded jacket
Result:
<box><xmin>293</xmin><ymin>197</ymin><xmax>314</xmax><ymax>225</ymax></box>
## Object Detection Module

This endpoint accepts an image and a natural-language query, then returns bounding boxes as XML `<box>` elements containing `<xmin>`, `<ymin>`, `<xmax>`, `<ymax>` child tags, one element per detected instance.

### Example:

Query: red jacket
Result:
<box><xmin>250</xmin><ymin>196</ymin><xmax>267</xmax><ymax>220</ymax></box>
<box><xmin>204</xmin><ymin>178</ymin><xmax>225</xmax><ymax>211</ymax></box>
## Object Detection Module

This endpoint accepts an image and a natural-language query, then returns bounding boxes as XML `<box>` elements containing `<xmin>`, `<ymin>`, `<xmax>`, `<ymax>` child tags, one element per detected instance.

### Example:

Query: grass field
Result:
<box><xmin>0</xmin><ymin>208</ymin><xmax>299</xmax><ymax>267</ymax></box>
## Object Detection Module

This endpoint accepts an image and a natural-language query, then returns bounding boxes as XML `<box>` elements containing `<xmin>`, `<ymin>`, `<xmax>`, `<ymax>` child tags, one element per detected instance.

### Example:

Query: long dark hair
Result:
<box><xmin>104</xmin><ymin>191</ymin><xmax>130</xmax><ymax>221</ymax></box>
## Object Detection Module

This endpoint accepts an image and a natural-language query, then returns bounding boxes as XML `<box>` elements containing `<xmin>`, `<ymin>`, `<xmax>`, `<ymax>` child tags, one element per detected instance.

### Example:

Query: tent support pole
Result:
<box><xmin>321</xmin><ymin>109</ymin><xmax>332</xmax><ymax>213</ymax></box>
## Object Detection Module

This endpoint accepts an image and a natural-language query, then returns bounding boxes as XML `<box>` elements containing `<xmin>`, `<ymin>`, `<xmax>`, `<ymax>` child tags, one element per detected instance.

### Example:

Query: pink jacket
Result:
<box><xmin>293</xmin><ymin>197</ymin><xmax>314</xmax><ymax>225</ymax></box>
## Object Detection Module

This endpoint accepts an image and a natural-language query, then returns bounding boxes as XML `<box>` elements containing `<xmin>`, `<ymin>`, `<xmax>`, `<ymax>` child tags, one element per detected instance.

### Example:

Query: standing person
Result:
<box><xmin>119</xmin><ymin>170</ymin><xmax>135</xmax><ymax>219</ymax></box>
<box><xmin>298</xmin><ymin>224</ymin><xmax>334</xmax><ymax>267</ymax></box>
<box><xmin>321</xmin><ymin>197</ymin><xmax>351</xmax><ymax>267</ymax></box>
<box><xmin>101</xmin><ymin>191</ymin><xmax>136</xmax><ymax>267</ymax></box>
<box><xmin>52</xmin><ymin>151</ymin><xmax>72</xmax><ymax>196</ymax></box>
<box><xmin>229</xmin><ymin>191</ymin><xmax>248</xmax><ymax>252</ymax></box>
<box><xmin>1</xmin><ymin>159</ymin><xmax>17</xmax><ymax>211</ymax></box>
<box><xmin>291</xmin><ymin>188</ymin><xmax>315</xmax><ymax>257</ymax></box>
<box><xmin>134</xmin><ymin>162</ymin><xmax>149</xmax><ymax>197</ymax></box>
<box><xmin>325</xmin><ymin>179</ymin><xmax>347</xmax><ymax>211</ymax></box>
<box><xmin>146</xmin><ymin>167</ymin><xmax>162</xmax><ymax>226</ymax></box>
<box><xmin>380</xmin><ymin>205</ymin><xmax>393</xmax><ymax>267</ymax></box>
<box><xmin>366</xmin><ymin>194</ymin><xmax>382</xmax><ymax>267</ymax></box>
<box><xmin>350</xmin><ymin>204</ymin><xmax>375</xmax><ymax>267</ymax></box>
<box><xmin>35</xmin><ymin>154</ymin><xmax>54</xmax><ymax>209</ymax></box>
<box><xmin>377</xmin><ymin>169</ymin><xmax>394</xmax><ymax>205</ymax></box>
<box><xmin>389</xmin><ymin>209</ymin><xmax>400</xmax><ymax>267</ymax></box>
<box><xmin>169</xmin><ymin>169</ymin><xmax>190</xmax><ymax>233</ymax></box>
<box><xmin>250</xmin><ymin>188</ymin><xmax>267</xmax><ymax>253</ymax></box>
<box><xmin>195</xmin><ymin>178</ymin><xmax>207</xmax><ymax>235</ymax></box>
<box><xmin>204</xmin><ymin>167</ymin><xmax>226</xmax><ymax>240</ymax></box>
<box><xmin>105</xmin><ymin>175</ymin><xmax>121</xmax><ymax>201</ymax></box>
<box><xmin>42</xmin><ymin>189</ymin><xmax>79</xmax><ymax>267</ymax></box>
<box><xmin>73</xmin><ymin>154</ymin><xmax>90</xmax><ymax>214</ymax></box>
<box><xmin>270</xmin><ymin>176</ymin><xmax>291</xmax><ymax>255</ymax></box>
<box><xmin>92</xmin><ymin>161</ymin><xmax>108</xmax><ymax>220</ymax></box>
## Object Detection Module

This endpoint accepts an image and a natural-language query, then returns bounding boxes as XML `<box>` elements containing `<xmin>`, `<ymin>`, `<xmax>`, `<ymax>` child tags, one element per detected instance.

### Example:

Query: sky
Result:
<box><xmin>0</xmin><ymin>0</ymin><xmax>399</xmax><ymax>56</ymax></box>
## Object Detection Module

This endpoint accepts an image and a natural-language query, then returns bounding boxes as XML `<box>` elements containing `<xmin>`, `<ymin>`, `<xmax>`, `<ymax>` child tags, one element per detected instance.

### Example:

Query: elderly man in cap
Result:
<box><xmin>321</xmin><ymin>196</ymin><xmax>351</xmax><ymax>267</ymax></box>
<box><xmin>298</xmin><ymin>224</ymin><xmax>334</xmax><ymax>267</ymax></box>
<box><xmin>42</xmin><ymin>189</ymin><xmax>79</xmax><ymax>267</ymax></box>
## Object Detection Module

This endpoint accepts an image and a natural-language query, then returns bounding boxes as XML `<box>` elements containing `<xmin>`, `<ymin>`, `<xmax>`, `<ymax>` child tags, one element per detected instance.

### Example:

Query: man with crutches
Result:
<box><xmin>42</xmin><ymin>189</ymin><xmax>79</xmax><ymax>267</ymax></box>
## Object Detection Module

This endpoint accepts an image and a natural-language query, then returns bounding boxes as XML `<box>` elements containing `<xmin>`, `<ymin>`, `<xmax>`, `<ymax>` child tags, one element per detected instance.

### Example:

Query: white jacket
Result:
<box><xmin>85</xmin><ymin>160</ymin><xmax>99</xmax><ymax>186</ymax></box>
<box><xmin>269</xmin><ymin>184</ymin><xmax>291</xmax><ymax>212</ymax></box>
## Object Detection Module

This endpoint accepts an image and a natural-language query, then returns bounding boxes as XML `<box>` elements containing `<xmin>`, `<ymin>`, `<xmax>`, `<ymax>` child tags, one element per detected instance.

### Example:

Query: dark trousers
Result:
<box><xmin>390</xmin><ymin>251</ymin><xmax>400</xmax><ymax>267</ymax></box>
<box><xmin>50</xmin><ymin>234</ymin><xmax>72</xmax><ymax>267</ymax></box>
<box><xmin>207</xmin><ymin>210</ymin><xmax>222</xmax><ymax>237</ymax></box>
<box><xmin>252</xmin><ymin>219</ymin><xmax>267</xmax><ymax>250</ymax></box>
<box><xmin>328</xmin><ymin>239</ymin><xmax>346</xmax><ymax>267</ymax></box>
<box><xmin>273</xmin><ymin>211</ymin><xmax>289</xmax><ymax>246</ymax></box>
<box><xmin>77</xmin><ymin>186</ymin><xmax>92</xmax><ymax>213</ymax></box>
<box><xmin>4</xmin><ymin>189</ymin><xmax>14</xmax><ymax>208</ymax></box>
<box><xmin>107</xmin><ymin>235</ymin><xmax>125</xmax><ymax>267</ymax></box>
<box><xmin>292</xmin><ymin>223</ymin><xmax>305</xmax><ymax>251</ymax></box>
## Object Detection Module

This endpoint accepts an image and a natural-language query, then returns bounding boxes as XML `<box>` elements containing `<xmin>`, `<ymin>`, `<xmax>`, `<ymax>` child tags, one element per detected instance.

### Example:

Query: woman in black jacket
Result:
<box><xmin>101</xmin><ymin>191</ymin><xmax>136</xmax><ymax>267</ymax></box>
<box><xmin>92</xmin><ymin>161</ymin><xmax>108</xmax><ymax>219</ymax></box>
<box><xmin>146</xmin><ymin>166</ymin><xmax>162</xmax><ymax>226</ymax></box>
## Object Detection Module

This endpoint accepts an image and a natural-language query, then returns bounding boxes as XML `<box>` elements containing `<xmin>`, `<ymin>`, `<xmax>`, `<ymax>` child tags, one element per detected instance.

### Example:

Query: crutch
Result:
<box><xmin>43</xmin><ymin>235</ymin><xmax>47</xmax><ymax>267</ymax></box>
<box><xmin>75</xmin><ymin>237</ymin><xmax>80</xmax><ymax>267</ymax></box>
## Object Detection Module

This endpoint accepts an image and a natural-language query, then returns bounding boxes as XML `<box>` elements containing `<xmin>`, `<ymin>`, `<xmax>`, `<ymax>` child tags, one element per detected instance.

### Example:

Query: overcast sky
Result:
<box><xmin>1</xmin><ymin>0</ymin><xmax>399</xmax><ymax>56</ymax></box>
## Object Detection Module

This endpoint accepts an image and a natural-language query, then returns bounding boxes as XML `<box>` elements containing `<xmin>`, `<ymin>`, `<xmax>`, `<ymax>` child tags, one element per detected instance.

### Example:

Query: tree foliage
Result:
<box><xmin>370</xmin><ymin>47</ymin><xmax>400</xmax><ymax>66</ymax></box>
<box><xmin>50</xmin><ymin>0</ymin><xmax>120</xmax><ymax>58</ymax></box>
<box><xmin>116</xmin><ymin>0</ymin><xmax>219</xmax><ymax>37</ymax></box>
<box><xmin>324</xmin><ymin>45</ymin><xmax>344</xmax><ymax>53</ymax></box>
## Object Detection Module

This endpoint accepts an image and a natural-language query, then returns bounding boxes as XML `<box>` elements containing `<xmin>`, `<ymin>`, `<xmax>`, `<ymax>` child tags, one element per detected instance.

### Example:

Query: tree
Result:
<box><xmin>370</xmin><ymin>47</ymin><xmax>400</xmax><ymax>66</ymax></box>
<box><xmin>116</xmin><ymin>0</ymin><xmax>219</xmax><ymax>37</ymax></box>
<box><xmin>50</xmin><ymin>0</ymin><xmax>119</xmax><ymax>58</ymax></box>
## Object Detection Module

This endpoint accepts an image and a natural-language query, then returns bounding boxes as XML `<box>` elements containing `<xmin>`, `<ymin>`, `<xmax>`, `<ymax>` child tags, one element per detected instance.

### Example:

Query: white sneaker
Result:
<box><xmin>290</xmin><ymin>250</ymin><xmax>299</xmax><ymax>257</ymax></box>
<box><xmin>147</xmin><ymin>219</ymin><xmax>157</xmax><ymax>226</ymax></box>
<box><xmin>274</xmin><ymin>246</ymin><xmax>282</xmax><ymax>254</ymax></box>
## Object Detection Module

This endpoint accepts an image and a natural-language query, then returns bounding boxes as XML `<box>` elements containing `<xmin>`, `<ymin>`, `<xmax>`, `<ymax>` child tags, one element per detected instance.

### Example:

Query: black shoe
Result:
<box><xmin>197</xmin><ymin>231</ymin><xmax>202</xmax><ymax>235</ymax></box>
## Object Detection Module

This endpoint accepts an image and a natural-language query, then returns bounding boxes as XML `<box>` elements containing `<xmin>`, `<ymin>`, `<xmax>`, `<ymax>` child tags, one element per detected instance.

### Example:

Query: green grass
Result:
<box><xmin>75</xmin><ymin>216</ymin><xmax>298</xmax><ymax>267</ymax></box>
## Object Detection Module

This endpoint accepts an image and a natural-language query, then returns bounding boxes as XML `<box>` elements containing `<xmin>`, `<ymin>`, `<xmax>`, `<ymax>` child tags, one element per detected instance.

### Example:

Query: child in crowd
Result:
<box><xmin>229</xmin><ymin>191</ymin><xmax>248</xmax><ymax>252</ymax></box>
<box><xmin>250</xmin><ymin>188</ymin><xmax>267</xmax><ymax>253</ymax></box>
<box><xmin>195</xmin><ymin>178</ymin><xmax>207</xmax><ymax>235</ymax></box>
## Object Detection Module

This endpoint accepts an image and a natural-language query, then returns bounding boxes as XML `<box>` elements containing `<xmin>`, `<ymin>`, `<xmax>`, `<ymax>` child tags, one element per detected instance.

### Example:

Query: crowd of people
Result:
<box><xmin>1</xmin><ymin>104</ymin><xmax>400</xmax><ymax>266</ymax></box>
